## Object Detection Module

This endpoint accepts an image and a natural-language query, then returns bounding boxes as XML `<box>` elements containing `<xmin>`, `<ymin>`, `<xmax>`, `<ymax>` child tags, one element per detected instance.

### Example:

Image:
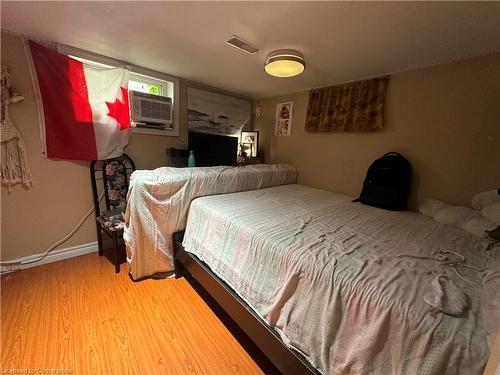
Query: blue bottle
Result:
<box><xmin>187</xmin><ymin>150</ymin><xmax>195</xmax><ymax>167</ymax></box>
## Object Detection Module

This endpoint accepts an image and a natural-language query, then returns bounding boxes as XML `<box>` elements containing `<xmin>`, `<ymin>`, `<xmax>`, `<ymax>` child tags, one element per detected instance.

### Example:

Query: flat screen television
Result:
<box><xmin>188</xmin><ymin>132</ymin><xmax>238</xmax><ymax>167</ymax></box>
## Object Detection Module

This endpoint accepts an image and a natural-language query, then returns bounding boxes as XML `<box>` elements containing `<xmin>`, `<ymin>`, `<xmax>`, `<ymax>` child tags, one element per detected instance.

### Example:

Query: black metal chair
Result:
<box><xmin>90</xmin><ymin>154</ymin><xmax>135</xmax><ymax>273</ymax></box>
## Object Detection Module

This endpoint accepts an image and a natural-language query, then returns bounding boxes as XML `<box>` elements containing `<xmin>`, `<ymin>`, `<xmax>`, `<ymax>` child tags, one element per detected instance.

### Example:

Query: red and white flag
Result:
<box><xmin>27</xmin><ymin>41</ymin><xmax>131</xmax><ymax>160</ymax></box>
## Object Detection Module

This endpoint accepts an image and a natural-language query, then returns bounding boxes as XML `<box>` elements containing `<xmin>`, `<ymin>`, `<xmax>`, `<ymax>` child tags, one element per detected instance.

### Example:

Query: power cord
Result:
<box><xmin>397</xmin><ymin>249</ymin><xmax>484</xmax><ymax>285</ymax></box>
<box><xmin>0</xmin><ymin>191</ymin><xmax>104</xmax><ymax>269</ymax></box>
<box><xmin>435</xmin><ymin>249</ymin><xmax>482</xmax><ymax>285</ymax></box>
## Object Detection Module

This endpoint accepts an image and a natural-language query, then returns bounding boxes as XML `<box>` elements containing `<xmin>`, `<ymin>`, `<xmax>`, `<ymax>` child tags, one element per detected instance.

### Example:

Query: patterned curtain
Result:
<box><xmin>305</xmin><ymin>76</ymin><xmax>389</xmax><ymax>132</ymax></box>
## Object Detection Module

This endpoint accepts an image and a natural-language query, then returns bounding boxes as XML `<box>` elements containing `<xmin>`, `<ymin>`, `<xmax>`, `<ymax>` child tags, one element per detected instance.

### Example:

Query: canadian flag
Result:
<box><xmin>27</xmin><ymin>41</ymin><xmax>131</xmax><ymax>160</ymax></box>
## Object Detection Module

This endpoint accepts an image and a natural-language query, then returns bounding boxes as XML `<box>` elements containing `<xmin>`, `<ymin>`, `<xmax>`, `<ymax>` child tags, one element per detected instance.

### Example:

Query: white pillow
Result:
<box><xmin>434</xmin><ymin>206</ymin><xmax>480</xmax><ymax>227</ymax></box>
<box><xmin>418</xmin><ymin>199</ymin><xmax>450</xmax><ymax>218</ymax></box>
<box><xmin>472</xmin><ymin>189</ymin><xmax>500</xmax><ymax>210</ymax></box>
<box><xmin>482</xmin><ymin>201</ymin><xmax>500</xmax><ymax>225</ymax></box>
<box><xmin>461</xmin><ymin>218</ymin><xmax>497</xmax><ymax>238</ymax></box>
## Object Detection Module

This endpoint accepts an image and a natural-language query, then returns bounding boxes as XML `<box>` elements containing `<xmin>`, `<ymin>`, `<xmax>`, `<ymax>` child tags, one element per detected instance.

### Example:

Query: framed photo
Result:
<box><xmin>240</xmin><ymin>131</ymin><xmax>259</xmax><ymax>157</ymax></box>
<box><xmin>275</xmin><ymin>102</ymin><xmax>293</xmax><ymax>136</ymax></box>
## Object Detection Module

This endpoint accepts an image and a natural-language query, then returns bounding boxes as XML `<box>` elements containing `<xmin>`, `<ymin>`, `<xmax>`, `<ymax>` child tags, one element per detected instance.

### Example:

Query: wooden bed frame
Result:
<box><xmin>173</xmin><ymin>231</ymin><xmax>318</xmax><ymax>375</ymax></box>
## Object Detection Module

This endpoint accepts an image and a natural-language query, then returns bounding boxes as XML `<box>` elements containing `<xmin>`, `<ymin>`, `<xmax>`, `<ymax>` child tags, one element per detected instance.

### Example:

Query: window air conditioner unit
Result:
<box><xmin>130</xmin><ymin>91</ymin><xmax>173</xmax><ymax>129</ymax></box>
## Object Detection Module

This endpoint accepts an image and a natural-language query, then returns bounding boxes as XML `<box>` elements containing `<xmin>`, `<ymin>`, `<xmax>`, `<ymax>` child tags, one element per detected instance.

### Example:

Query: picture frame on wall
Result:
<box><xmin>187</xmin><ymin>87</ymin><xmax>251</xmax><ymax>136</ymax></box>
<box><xmin>240</xmin><ymin>131</ymin><xmax>259</xmax><ymax>157</ymax></box>
<box><xmin>275</xmin><ymin>102</ymin><xmax>293</xmax><ymax>136</ymax></box>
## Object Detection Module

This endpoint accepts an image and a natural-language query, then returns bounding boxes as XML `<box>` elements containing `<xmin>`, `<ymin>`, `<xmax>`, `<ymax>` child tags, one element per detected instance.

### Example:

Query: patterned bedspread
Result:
<box><xmin>123</xmin><ymin>164</ymin><xmax>297</xmax><ymax>279</ymax></box>
<box><xmin>182</xmin><ymin>184</ymin><xmax>497</xmax><ymax>375</ymax></box>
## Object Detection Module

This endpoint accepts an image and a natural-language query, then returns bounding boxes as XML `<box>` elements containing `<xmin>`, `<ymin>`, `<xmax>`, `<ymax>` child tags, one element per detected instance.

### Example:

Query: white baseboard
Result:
<box><xmin>1</xmin><ymin>242</ymin><xmax>98</xmax><ymax>272</ymax></box>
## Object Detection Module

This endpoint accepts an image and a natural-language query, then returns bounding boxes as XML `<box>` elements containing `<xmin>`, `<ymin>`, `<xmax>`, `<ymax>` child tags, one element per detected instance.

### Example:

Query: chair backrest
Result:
<box><xmin>90</xmin><ymin>154</ymin><xmax>136</xmax><ymax>216</ymax></box>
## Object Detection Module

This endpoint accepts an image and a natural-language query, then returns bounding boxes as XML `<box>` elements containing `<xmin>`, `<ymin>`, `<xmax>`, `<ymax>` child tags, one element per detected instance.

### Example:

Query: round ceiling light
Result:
<box><xmin>264</xmin><ymin>49</ymin><xmax>305</xmax><ymax>78</ymax></box>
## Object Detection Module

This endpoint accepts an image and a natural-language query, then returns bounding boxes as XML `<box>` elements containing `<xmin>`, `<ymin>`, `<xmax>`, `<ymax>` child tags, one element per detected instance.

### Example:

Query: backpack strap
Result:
<box><xmin>383</xmin><ymin>152</ymin><xmax>403</xmax><ymax>157</ymax></box>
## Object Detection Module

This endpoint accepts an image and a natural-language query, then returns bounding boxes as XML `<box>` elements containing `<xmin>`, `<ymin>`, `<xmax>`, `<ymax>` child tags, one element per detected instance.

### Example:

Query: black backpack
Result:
<box><xmin>355</xmin><ymin>152</ymin><xmax>411</xmax><ymax>210</ymax></box>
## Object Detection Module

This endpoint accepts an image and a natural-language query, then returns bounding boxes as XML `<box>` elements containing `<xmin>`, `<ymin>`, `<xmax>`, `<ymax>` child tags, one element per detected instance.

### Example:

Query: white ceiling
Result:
<box><xmin>2</xmin><ymin>1</ymin><xmax>500</xmax><ymax>98</ymax></box>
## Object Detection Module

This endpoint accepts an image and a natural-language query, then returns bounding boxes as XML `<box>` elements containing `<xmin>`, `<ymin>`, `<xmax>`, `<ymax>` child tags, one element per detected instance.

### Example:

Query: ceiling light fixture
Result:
<box><xmin>264</xmin><ymin>49</ymin><xmax>305</xmax><ymax>78</ymax></box>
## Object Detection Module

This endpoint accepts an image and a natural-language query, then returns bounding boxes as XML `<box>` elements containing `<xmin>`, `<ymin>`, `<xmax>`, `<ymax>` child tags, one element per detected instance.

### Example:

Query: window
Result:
<box><xmin>127</xmin><ymin>73</ymin><xmax>174</xmax><ymax>100</ymax></box>
<box><xmin>66</xmin><ymin>50</ymin><xmax>179</xmax><ymax>137</ymax></box>
<box><xmin>129</xmin><ymin>80</ymin><xmax>161</xmax><ymax>95</ymax></box>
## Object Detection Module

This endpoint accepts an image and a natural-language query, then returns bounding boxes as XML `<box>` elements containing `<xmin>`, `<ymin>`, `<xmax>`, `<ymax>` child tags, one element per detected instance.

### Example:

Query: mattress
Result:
<box><xmin>182</xmin><ymin>184</ymin><xmax>496</xmax><ymax>375</ymax></box>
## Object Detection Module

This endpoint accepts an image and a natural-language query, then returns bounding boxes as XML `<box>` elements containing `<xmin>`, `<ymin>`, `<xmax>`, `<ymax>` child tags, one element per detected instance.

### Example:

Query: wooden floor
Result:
<box><xmin>1</xmin><ymin>253</ymin><xmax>264</xmax><ymax>374</ymax></box>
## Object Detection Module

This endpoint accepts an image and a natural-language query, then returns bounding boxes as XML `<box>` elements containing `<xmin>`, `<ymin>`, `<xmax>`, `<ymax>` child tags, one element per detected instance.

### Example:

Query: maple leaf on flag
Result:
<box><xmin>106</xmin><ymin>86</ymin><xmax>130</xmax><ymax>130</ymax></box>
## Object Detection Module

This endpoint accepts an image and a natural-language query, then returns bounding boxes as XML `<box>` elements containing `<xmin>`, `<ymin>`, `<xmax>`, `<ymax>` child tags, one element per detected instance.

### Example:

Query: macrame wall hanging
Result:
<box><xmin>1</xmin><ymin>64</ymin><xmax>33</xmax><ymax>192</ymax></box>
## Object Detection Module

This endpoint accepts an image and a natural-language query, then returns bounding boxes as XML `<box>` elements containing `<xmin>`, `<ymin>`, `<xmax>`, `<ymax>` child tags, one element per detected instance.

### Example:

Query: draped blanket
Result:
<box><xmin>123</xmin><ymin>164</ymin><xmax>297</xmax><ymax>279</ymax></box>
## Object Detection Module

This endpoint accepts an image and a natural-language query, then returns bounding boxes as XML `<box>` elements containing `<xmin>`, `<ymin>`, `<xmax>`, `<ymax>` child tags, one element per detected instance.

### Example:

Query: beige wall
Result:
<box><xmin>2</xmin><ymin>30</ymin><xmax>498</xmax><ymax>261</ymax></box>
<box><xmin>255</xmin><ymin>53</ymin><xmax>500</xmax><ymax>209</ymax></box>
<box><xmin>0</xmin><ymin>32</ymin><xmax>247</xmax><ymax>261</ymax></box>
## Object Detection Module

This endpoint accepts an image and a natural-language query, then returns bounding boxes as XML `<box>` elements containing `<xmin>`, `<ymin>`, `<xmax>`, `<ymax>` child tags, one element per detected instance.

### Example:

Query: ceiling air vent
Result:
<box><xmin>226</xmin><ymin>35</ymin><xmax>259</xmax><ymax>54</ymax></box>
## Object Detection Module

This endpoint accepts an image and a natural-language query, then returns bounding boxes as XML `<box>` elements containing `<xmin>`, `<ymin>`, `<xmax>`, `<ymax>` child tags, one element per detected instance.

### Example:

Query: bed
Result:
<box><xmin>178</xmin><ymin>184</ymin><xmax>496</xmax><ymax>375</ymax></box>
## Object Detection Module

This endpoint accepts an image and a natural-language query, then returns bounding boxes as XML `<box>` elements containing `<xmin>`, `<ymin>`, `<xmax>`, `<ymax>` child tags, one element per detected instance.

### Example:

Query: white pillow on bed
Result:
<box><xmin>472</xmin><ymin>189</ymin><xmax>500</xmax><ymax>210</ymax></box>
<box><xmin>434</xmin><ymin>206</ymin><xmax>480</xmax><ymax>227</ymax></box>
<box><xmin>418</xmin><ymin>199</ymin><xmax>450</xmax><ymax>218</ymax></box>
<box><xmin>419</xmin><ymin>197</ymin><xmax>497</xmax><ymax>238</ymax></box>
<box><xmin>461</xmin><ymin>218</ymin><xmax>497</xmax><ymax>238</ymax></box>
<box><xmin>481</xmin><ymin>201</ymin><xmax>500</xmax><ymax>225</ymax></box>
